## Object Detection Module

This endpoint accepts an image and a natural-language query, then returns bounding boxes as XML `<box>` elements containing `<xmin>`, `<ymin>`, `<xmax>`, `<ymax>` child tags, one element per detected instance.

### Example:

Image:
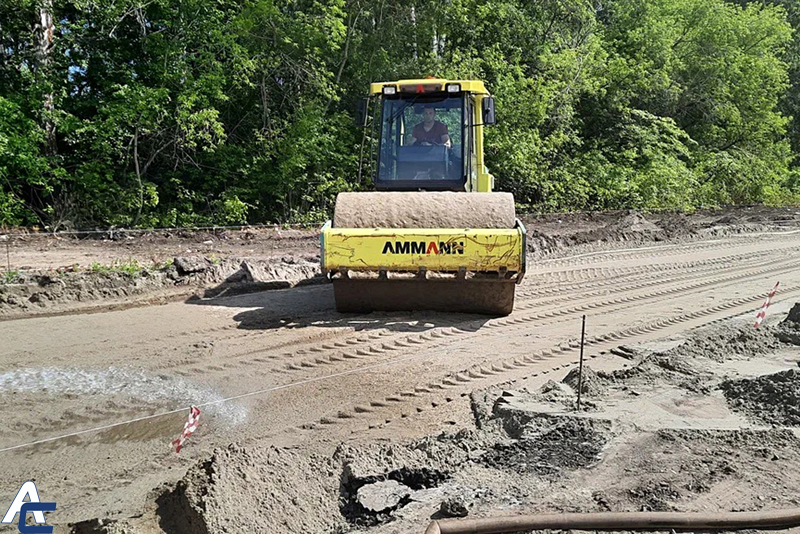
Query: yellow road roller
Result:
<box><xmin>320</xmin><ymin>79</ymin><xmax>526</xmax><ymax>315</ymax></box>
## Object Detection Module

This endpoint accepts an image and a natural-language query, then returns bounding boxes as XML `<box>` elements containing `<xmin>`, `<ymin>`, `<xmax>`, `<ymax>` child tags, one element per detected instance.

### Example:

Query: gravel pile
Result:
<box><xmin>721</xmin><ymin>370</ymin><xmax>800</xmax><ymax>426</ymax></box>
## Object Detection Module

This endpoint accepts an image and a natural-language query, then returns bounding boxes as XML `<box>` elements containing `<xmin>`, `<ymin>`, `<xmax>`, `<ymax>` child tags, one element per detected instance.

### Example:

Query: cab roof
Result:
<box><xmin>369</xmin><ymin>78</ymin><xmax>488</xmax><ymax>95</ymax></box>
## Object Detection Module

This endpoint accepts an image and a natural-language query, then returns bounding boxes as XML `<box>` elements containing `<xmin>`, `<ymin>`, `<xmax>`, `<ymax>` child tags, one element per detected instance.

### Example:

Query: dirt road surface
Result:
<box><xmin>1</xmin><ymin>209</ymin><xmax>800</xmax><ymax>533</ymax></box>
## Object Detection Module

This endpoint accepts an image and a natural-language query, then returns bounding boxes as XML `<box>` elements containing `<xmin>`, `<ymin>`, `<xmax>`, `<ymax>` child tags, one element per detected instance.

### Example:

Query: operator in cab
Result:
<box><xmin>410</xmin><ymin>106</ymin><xmax>451</xmax><ymax>148</ymax></box>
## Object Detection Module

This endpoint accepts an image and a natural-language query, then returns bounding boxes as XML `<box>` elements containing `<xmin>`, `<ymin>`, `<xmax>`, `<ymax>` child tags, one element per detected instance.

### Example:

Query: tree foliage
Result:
<box><xmin>0</xmin><ymin>0</ymin><xmax>798</xmax><ymax>228</ymax></box>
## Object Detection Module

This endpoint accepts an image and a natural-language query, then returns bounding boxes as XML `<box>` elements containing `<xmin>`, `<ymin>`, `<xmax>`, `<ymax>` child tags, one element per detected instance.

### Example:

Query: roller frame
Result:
<box><xmin>320</xmin><ymin>220</ymin><xmax>526</xmax><ymax>282</ymax></box>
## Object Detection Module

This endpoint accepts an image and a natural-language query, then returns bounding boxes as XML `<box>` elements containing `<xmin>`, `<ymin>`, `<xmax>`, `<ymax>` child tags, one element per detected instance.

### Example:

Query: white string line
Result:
<box><xmin>0</xmin><ymin>351</ymin><xmax>433</xmax><ymax>454</ymax></box>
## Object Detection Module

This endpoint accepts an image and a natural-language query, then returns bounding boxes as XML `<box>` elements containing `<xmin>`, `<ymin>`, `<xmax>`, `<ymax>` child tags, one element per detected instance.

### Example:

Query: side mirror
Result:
<box><xmin>482</xmin><ymin>97</ymin><xmax>496</xmax><ymax>125</ymax></box>
<box><xmin>355</xmin><ymin>97</ymin><xmax>369</xmax><ymax>128</ymax></box>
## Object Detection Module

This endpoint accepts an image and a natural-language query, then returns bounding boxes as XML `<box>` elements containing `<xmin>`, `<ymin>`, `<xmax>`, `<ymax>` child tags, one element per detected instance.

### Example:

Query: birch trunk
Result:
<box><xmin>37</xmin><ymin>0</ymin><xmax>56</xmax><ymax>155</ymax></box>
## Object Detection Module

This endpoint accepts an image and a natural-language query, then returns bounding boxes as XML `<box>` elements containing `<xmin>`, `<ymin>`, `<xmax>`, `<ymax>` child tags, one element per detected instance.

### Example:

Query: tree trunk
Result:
<box><xmin>132</xmin><ymin>128</ymin><xmax>144</xmax><ymax>226</ymax></box>
<box><xmin>36</xmin><ymin>0</ymin><xmax>56</xmax><ymax>155</ymax></box>
<box><xmin>410</xmin><ymin>5</ymin><xmax>418</xmax><ymax>60</ymax></box>
<box><xmin>323</xmin><ymin>10</ymin><xmax>360</xmax><ymax>115</ymax></box>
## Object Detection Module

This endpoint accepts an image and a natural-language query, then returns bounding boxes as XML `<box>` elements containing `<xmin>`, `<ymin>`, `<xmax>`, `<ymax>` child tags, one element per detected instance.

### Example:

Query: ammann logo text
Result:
<box><xmin>382</xmin><ymin>241</ymin><xmax>464</xmax><ymax>255</ymax></box>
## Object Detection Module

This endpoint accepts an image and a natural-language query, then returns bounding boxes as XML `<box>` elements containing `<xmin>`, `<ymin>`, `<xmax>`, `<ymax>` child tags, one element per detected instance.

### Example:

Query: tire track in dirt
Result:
<box><xmin>8</xmin><ymin>241</ymin><xmax>796</xmax><ymax>445</ymax></box>
<box><xmin>167</xmin><ymin>252</ymin><xmax>800</xmax><ymax>380</ymax></box>
<box><xmin>62</xmin><ymin>255</ymin><xmax>786</xmax><ymax>453</ymax></box>
<box><xmin>514</xmin><ymin>249</ymin><xmax>797</xmax><ymax>308</ymax></box>
<box><xmin>7</xmin><ymin>239</ymin><xmax>792</xmax><ymax>376</ymax></box>
<box><xmin>312</xmin><ymin>283</ymin><xmax>800</xmax><ymax>430</ymax></box>
<box><xmin>4</xmin><ymin>236</ymin><xmax>798</xmax><ymax>435</ymax></box>
<box><xmin>205</xmin><ymin>245</ymin><xmax>798</xmax><ymax>366</ymax></box>
<box><xmin>538</xmin><ymin>231</ymin><xmax>800</xmax><ymax>268</ymax></box>
<box><xmin>517</xmin><ymin>244</ymin><xmax>799</xmax><ymax>294</ymax></box>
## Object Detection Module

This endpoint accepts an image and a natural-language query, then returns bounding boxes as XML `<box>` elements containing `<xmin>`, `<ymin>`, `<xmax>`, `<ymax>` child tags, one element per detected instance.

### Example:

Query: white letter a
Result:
<box><xmin>2</xmin><ymin>481</ymin><xmax>45</xmax><ymax>524</ymax></box>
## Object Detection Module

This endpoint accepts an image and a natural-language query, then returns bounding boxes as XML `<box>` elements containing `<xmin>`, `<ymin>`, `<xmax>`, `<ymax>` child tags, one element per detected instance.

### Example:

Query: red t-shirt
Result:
<box><xmin>412</xmin><ymin>121</ymin><xmax>449</xmax><ymax>144</ymax></box>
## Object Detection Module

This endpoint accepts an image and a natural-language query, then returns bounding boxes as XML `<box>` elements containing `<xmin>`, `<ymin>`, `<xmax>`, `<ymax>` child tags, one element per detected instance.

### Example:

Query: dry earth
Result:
<box><xmin>1</xmin><ymin>206</ymin><xmax>800</xmax><ymax>534</ymax></box>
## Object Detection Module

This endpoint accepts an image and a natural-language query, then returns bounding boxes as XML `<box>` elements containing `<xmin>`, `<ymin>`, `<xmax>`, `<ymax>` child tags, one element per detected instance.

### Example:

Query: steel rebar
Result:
<box><xmin>577</xmin><ymin>314</ymin><xmax>586</xmax><ymax>410</ymax></box>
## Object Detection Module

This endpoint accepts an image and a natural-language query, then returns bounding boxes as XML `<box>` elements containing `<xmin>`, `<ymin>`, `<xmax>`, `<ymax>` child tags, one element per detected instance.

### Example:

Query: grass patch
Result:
<box><xmin>90</xmin><ymin>259</ymin><xmax>143</xmax><ymax>277</ymax></box>
<box><xmin>1</xmin><ymin>269</ymin><xmax>19</xmax><ymax>284</ymax></box>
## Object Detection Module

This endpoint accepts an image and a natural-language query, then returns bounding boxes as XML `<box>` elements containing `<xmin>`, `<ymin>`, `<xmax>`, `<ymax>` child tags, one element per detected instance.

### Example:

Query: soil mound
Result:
<box><xmin>562</xmin><ymin>365</ymin><xmax>606</xmax><ymax>396</ymax></box>
<box><xmin>721</xmin><ymin>370</ymin><xmax>800</xmax><ymax>426</ymax></box>
<box><xmin>570</xmin><ymin>211</ymin><xmax>663</xmax><ymax>244</ymax></box>
<box><xmin>482</xmin><ymin>416</ymin><xmax>609</xmax><ymax>475</ymax></box>
<box><xmin>603</xmin><ymin>324</ymin><xmax>781</xmax><ymax>390</ymax></box>
<box><xmin>526</xmin><ymin>227</ymin><xmax>560</xmax><ymax>255</ymax></box>
<box><xmin>667</xmin><ymin>324</ymin><xmax>782</xmax><ymax>362</ymax></box>
<box><xmin>654</xmin><ymin>212</ymin><xmax>698</xmax><ymax>239</ymax></box>
<box><xmin>784</xmin><ymin>302</ymin><xmax>800</xmax><ymax>324</ymax></box>
<box><xmin>600</xmin><ymin>350</ymin><xmax>713</xmax><ymax>393</ymax></box>
<box><xmin>157</xmin><ymin>444</ymin><xmax>344</xmax><ymax>534</ymax></box>
<box><xmin>539</xmin><ymin>379</ymin><xmax>571</xmax><ymax>398</ymax></box>
<box><xmin>0</xmin><ymin>256</ymin><xmax>320</xmax><ymax>317</ymax></box>
<box><xmin>597</xmin><ymin>428</ymin><xmax>800</xmax><ymax>513</ymax></box>
<box><xmin>602</xmin><ymin>352</ymin><xmax>698</xmax><ymax>383</ymax></box>
<box><xmin>777</xmin><ymin>302</ymin><xmax>800</xmax><ymax>345</ymax></box>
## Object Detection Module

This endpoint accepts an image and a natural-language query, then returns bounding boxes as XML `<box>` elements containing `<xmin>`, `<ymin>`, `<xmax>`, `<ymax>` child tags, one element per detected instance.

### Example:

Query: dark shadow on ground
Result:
<box><xmin>185</xmin><ymin>266</ymin><xmax>492</xmax><ymax>332</ymax></box>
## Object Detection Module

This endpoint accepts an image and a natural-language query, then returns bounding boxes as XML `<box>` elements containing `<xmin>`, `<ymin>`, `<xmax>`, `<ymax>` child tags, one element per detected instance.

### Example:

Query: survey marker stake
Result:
<box><xmin>577</xmin><ymin>315</ymin><xmax>586</xmax><ymax>411</ymax></box>
<box><xmin>172</xmin><ymin>406</ymin><xmax>201</xmax><ymax>453</ymax></box>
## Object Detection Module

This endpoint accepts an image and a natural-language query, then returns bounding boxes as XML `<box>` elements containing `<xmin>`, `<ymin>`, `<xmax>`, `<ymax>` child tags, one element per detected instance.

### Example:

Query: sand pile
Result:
<box><xmin>0</xmin><ymin>256</ymin><xmax>321</xmax><ymax>316</ymax></box>
<box><xmin>158</xmin><ymin>444</ymin><xmax>344</xmax><ymax>534</ymax></box>
<box><xmin>601</xmin><ymin>352</ymin><xmax>699</xmax><ymax>384</ymax></box>
<box><xmin>601</xmin><ymin>324</ymin><xmax>781</xmax><ymax>391</ymax></box>
<box><xmin>667</xmin><ymin>324</ymin><xmax>782</xmax><ymax>362</ymax></box>
<box><xmin>570</xmin><ymin>211</ymin><xmax>663</xmax><ymax>244</ymax></box>
<box><xmin>482</xmin><ymin>416</ymin><xmax>609</xmax><ymax>475</ymax></box>
<box><xmin>777</xmin><ymin>302</ymin><xmax>800</xmax><ymax>345</ymax></box>
<box><xmin>562</xmin><ymin>365</ymin><xmax>606</xmax><ymax>396</ymax></box>
<box><xmin>654</xmin><ymin>212</ymin><xmax>698</xmax><ymax>239</ymax></box>
<box><xmin>721</xmin><ymin>370</ymin><xmax>800</xmax><ymax>426</ymax></box>
<box><xmin>596</xmin><ymin>428</ymin><xmax>800</xmax><ymax>513</ymax></box>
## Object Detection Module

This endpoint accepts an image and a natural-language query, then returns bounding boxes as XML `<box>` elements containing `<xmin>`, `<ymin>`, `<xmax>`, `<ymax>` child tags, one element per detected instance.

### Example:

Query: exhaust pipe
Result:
<box><xmin>424</xmin><ymin>508</ymin><xmax>800</xmax><ymax>534</ymax></box>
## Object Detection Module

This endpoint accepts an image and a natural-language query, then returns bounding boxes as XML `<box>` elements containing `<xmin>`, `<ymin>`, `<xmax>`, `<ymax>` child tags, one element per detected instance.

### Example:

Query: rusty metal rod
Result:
<box><xmin>577</xmin><ymin>314</ymin><xmax>586</xmax><ymax>410</ymax></box>
<box><xmin>423</xmin><ymin>509</ymin><xmax>800</xmax><ymax>534</ymax></box>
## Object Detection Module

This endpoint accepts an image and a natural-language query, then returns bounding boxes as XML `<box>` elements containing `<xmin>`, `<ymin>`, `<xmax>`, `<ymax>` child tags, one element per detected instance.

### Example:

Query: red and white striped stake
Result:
<box><xmin>754</xmin><ymin>281</ymin><xmax>780</xmax><ymax>328</ymax></box>
<box><xmin>172</xmin><ymin>406</ymin><xmax>200</xmax><ymax>453</ymax></box>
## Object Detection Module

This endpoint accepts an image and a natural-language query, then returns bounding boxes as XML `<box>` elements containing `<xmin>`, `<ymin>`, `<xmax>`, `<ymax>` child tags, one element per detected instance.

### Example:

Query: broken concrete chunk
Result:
<box><xmin>173</xmin><ymin>256</ymin><xmax>210</xmax><ymax>274</ymax></box>
<box><xmin>439</xmin><ymin>496</ymin><xmax>469</xmax><ymax>518</ymax></box>
<box><xmin>356</xmin><ymin>480</ymin><xmax>411</xmax><ymax>513</ymax></box>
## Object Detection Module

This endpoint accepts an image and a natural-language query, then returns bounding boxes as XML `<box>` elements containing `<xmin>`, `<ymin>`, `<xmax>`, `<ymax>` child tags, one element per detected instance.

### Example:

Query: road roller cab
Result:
<box><xmin>369</xmin><ymin>79</ymin><xmax>496</xmax><ymax>193</ymax></box>
<box><xmin>320</xmin><ymin>79</ymin><xmax>526</xmax><ymax>315</ymax></box>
